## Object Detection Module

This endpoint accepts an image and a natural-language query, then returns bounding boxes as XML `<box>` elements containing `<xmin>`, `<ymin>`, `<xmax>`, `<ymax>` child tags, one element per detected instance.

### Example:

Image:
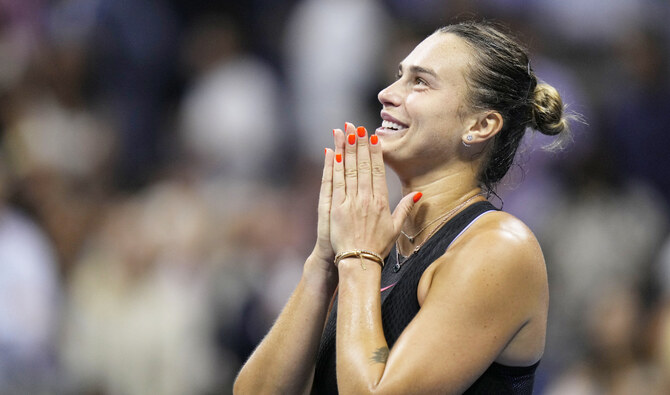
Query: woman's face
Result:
<box><xmin>376</xmin><ymin>33</ymin><xmax>475</xmax><ymax>172</ymax></box>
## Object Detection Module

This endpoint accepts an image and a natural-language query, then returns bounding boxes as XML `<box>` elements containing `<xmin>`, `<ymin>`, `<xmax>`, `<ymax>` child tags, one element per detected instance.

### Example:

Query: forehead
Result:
<box><xmin>401</xmin><ymin>33</ymin><xmax>473</xmax><ymax>80</ymax></box>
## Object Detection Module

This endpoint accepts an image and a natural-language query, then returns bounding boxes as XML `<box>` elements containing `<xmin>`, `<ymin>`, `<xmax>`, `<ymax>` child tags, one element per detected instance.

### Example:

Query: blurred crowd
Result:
<box><xmin>1</xmin><ymin>0</ymin><xmax>670</xmax><ymax>394</ymax></box>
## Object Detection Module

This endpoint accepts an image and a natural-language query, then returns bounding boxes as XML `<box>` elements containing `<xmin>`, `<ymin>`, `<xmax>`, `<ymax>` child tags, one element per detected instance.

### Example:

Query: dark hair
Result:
<box><xmin>438</xmin><ymin>21</ymin><xmax>571</xmax><ymax>192</ymax></box>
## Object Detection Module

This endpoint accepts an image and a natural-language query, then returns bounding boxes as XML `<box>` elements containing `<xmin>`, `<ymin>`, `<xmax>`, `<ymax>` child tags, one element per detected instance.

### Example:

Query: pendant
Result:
<box><xmin>393</xmin><ymin>262</ymin><xmax>401</xmax><ymax>273</ymax></box>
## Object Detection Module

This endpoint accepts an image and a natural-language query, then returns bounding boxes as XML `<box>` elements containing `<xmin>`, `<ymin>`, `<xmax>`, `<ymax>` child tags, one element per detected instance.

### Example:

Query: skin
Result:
<box><xmin>234</xmin><ymin>32</ymin><xmax>548</xmax><ymax>394</ymax></box>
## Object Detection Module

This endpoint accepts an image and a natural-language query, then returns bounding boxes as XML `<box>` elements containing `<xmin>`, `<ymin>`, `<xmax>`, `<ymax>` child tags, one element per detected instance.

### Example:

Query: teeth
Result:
<box><xmin>382</xmin><ymin>120</ymin><xmax>405</xmax><ymax>130</ymax></box>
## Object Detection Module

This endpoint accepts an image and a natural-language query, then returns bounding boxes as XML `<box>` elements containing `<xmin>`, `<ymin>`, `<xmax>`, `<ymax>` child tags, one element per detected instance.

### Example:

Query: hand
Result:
<box><xmin>309</xmin><ymin>143</ymin><xmax>337</xmax><ymax>272</ymax></box>
<box><xmin>329</xmin><ymin>123</ymin><xmax>420</xmax><ymax>259</ymax></box>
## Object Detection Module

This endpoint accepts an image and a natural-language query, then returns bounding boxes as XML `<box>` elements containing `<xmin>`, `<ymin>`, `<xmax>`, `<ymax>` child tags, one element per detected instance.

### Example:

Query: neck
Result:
<box><xmin>396</xmin><ymin>168</ymin><xmax>484</xmax><ymax>255</ymax></box>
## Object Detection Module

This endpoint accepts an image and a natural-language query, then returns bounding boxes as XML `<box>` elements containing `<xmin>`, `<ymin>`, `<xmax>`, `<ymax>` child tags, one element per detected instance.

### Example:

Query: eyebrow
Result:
<box><xmin>399</xmin><ymin>64</ymin><xmax>439</xmax><ymax>79</ymax></box>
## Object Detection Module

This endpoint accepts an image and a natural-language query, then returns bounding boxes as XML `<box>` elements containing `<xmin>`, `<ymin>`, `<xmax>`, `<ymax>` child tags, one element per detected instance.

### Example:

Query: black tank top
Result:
<box><xmin>312</xmin><ymin>201</ymin><xmax>540</xmax><ymax>394</ymax></box>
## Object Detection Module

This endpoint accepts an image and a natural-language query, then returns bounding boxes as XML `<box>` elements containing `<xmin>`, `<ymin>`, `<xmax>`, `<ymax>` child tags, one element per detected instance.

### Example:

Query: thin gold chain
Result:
<box><xmin>394</xmin><ymin>192</ymin><xmax>485</xmax><ymax>272</ymax></box>
<box><xmin>400</xmin><ymin>192</ymin><xmax>485</xmax><ymax>242</ymax></box>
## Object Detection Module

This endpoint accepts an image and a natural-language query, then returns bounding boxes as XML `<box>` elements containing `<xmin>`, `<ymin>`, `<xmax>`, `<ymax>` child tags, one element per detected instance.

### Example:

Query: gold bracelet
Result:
<box><xmin>334</xmin><ymin>249</ymin><xmax>385</xmax><ymax>270</ymax></box>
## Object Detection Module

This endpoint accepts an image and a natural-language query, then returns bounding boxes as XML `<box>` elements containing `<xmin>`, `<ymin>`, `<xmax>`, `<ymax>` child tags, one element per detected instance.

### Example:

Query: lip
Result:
<box><xmin>376</xmin><ymin>111</ymin><xmax>409</xmax><ymax>136</ymax></box>
<box><xmin>380</xmin><ymin>111</ymin><xmax>409</xmax><ymax>128</ymax></box>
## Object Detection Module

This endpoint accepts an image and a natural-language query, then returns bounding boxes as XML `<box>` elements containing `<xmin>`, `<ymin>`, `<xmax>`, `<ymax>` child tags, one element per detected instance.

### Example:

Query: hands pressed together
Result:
<box><xmin>312</xmin><ymin>122</ymin><xmax>421</xmax><ymax>272</ymax></box>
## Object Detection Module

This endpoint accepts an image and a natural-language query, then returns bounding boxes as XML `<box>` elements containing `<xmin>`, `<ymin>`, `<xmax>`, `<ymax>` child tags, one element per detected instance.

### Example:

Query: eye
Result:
<box><xmin>414</xmin><ymin>77</ymin><xmax>427</xmax><ymax>86</ymax></box>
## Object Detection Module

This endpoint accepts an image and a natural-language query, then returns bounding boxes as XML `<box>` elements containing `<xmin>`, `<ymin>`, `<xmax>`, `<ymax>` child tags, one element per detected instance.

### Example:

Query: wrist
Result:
<box><xmin>302</xmin><ymin>254</ymin><xmax>338</xmax><ymax>294</ymax></box>
<box><xmin>336</xmin><ymin>256</ymin><xmax>383</xmax><ymax>289</ymax></box>
<box><xmin>336</xmin><ymin>256</ymin><xmax>384</xmax><ymax>276</ymax></box>
<box><xmin>334</xmin><ymin>249</ymin><xmax>384</xmax><ymax>270</ymax></box>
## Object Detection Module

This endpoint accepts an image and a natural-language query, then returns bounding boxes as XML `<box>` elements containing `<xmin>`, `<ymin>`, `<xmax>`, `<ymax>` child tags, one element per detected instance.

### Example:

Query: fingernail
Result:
<box><xmin>357</xmin><ymin>126</ymin><xmax>366</xmax><ymax>138</ymax></box>
<box><xmin>325</xmin><ymin>148</ymin><xmax>327</xmax><ymax>156</ymax></box>
<box><xmin>344</xmin><ymin>122</ymin><xmax>348</xmax><ymax>132</ymax></box>
<box><xmin>336</xmin><ymin>153</ymin><xmax>342</xmax><ymax>163</ymax></box>
<box><xmin>332</xmin><ymin>129</ymin><xmax>336</xmax><ymax>136</ymax></box>
<box><xmin>413</xmin><ymin>192</ymin><xmax>423</xmax><ymax>203</ymax></box>
<box><xmin>370</xmin><ymin>135</ymin><xmax>378</xmax><ymax>145</ymax></box>
<box><xmin>348</xmin><ymin>133</ymin><xmax>356</xmax><ymax>145</ymax></box>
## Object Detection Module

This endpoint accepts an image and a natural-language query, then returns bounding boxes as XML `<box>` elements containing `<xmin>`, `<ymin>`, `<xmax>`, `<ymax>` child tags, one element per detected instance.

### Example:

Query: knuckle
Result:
<box><xmin>333</xmin><ymin>180</ymin><xmax>346</xmax><ymax>189</ymax></box>
<box><xmin>358</xmin><ymin>160</ymin><xmax>371</xmax><ymax>172</ymax></box>
<box><xmin>344</xmin><ymin>167</ymin><xmax>358</xmax><ymax>178</ymax></box>
<box><xmin>356</xmin><ymin>193</ymin><xmax>370</xmax><ymax>204</ymax></box>
<box><xmin>372</xmin><ymin>164</ymin><xmax>385</xmax><ymax>177</ymax></box>
<box><xmin>373</xmin><ymin>196</ymin><xmax>386</xmax><ymax>210</ymax></box>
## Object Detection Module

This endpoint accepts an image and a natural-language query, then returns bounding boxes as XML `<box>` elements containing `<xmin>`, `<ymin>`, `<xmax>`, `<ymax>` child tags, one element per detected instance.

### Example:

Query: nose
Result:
<box><xmin>378</xmin><ymin>80</ymin><xmax>401</xmax><ymax>107</ymax></box>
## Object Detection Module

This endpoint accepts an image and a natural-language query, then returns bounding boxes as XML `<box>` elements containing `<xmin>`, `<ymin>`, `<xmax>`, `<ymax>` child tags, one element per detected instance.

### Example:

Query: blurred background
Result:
<box><xmin>1</xmin><ymin>0</ymin><xmax>669</xmax><ymax>394</ymax></box>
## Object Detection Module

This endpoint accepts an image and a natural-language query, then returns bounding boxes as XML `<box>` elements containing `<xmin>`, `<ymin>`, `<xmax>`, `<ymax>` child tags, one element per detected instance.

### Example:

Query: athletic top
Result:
<box><xmin>311</xmin><ymin>201</ymin><xmax>540</xmax><ymax>394</ymax></box>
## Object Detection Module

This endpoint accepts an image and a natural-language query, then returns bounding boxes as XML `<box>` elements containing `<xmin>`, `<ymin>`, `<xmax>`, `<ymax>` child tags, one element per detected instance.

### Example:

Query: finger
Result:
<box><xmin>392</xmin><ymin>192</ymin><xmax>423</xmax><ymax>234</ymax></box>
<box><xmin>369</xmin><ymin>133</ymin><xmax>387</xmax><ymax>197</ymax></box>
<box><xmin>314</xmin><ymin>148</ymin><xmax>335</xmax><ymax>260</ymax></box>
<box><xmin>332</xmin><ymin>128</ymin><xmax>346</xmax><ymax>204</ymax></box>
<box><xmin>318</xmin><ymin>148</ymin><xmax>334</xmax><ymax>221</ymax></box>
<box><xmin>356</xmin><ymin>126</ymin><xmax>372</xmax><ymax>196</ymax></box>
<box><xmin>343</xmin><ymin>122</ymin><xmax>358</xmax><ymax>197</ymax></box>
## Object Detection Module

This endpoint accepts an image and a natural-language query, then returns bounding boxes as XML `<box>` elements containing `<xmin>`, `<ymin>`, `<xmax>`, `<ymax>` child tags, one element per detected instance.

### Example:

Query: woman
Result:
<box><xmin>234</xmin><ymin>21</ymin><xmax>571</xmax><ymax>394</ymax></box>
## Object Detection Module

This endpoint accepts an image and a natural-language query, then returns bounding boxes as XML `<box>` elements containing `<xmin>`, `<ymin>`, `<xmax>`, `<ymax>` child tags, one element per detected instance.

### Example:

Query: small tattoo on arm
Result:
<box><xmin>369</xmin><ymin>346</ymin><xmax>389</xmax><ymax>364</ymax></box>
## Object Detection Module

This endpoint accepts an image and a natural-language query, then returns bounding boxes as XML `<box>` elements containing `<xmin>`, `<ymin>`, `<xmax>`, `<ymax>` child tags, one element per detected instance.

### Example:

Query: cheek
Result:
<box><xmin>404</xmin><ymin>94</ymin><xmax>420</xmax><ymax>115</ymax></box>
<box><xmin>406</xmin><ymin>96</ymin><xmax>458</xmax><ymax>133</ymax></box>
<box><xmin>404</xmin><ymin>94</ymin><xmax>439</xmax><ymax>127</ymax></box>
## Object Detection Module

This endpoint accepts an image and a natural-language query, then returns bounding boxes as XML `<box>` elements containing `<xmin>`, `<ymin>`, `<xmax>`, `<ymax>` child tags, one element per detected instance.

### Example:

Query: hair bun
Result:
<box><xmin>531</xmin><ymin>83</ymin><xmax>569</xmax><ymax>137</ymax></box>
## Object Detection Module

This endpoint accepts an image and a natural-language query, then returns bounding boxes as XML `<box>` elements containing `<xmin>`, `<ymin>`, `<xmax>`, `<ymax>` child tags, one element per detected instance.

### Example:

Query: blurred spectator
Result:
<box><xmin>0</xmin><ymin>0</ymin><xmax>43</xmax><ymax>93</ymax></box>
<box><xmin>208</xmin><ymin>166</ymin><xmax>321</xmax><ymax>368</ymax></box>
<box><xmin>85</xmin><ymin>0</ymin><xmax>180</xmax><ymax>189</ymax></box>
<box><xmin>605</xmin><ymin>26</ymin><xmax>670</xmax><ymax>210</ymax></box>
<box><xmin>178</xmin><ymin>16</ymin><xmax>283</xmax><ymax>181</ymax></box>
<box><xmin>0</xmin><ymin>154</ymin><xmax>61</xmax><ymax>393</ymax></box>
<box><xmin>545</xmin><ymin>283</ymin><xmax>666</xmax><ymax>395</ymax></box>
<box><xmin>283</xmin><ymin>0</ymin><xmax>390</xmax><ymax>161</ymax></box>
<box><xmin>535</xmin><ymin>131</ymin><xmax>668</xmax><ymax>386</ymax></box>
<box><xmin>61</xmin><ymin>180</ymin><xmax>219</xmax><ymax>395</ymax></box>
<box><xmin>1</xmin><ymin>38</ymin><xmax>115</xmax><ymax>273</ymax></box>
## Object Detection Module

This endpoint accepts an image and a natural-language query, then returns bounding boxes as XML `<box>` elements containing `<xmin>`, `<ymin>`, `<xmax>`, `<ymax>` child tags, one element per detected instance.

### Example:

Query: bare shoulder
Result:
<box><xmin>449</xmin><ymin>210</ymin><xmax>545</xmax><ymax>272</ymax></box>
<box><xmin>423</xmin><ymin>210</ymin><xmax>548</xmax><ymax>311</ymax></box>
<box><xmin>415</xmin><ymin>210</ymin><xmax>549</xmax><ymax>365</ymax></box>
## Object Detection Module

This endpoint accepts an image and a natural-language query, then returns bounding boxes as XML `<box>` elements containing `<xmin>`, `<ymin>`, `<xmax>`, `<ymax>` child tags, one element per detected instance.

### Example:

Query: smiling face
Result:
<box><xmin>376</xmin><ymin>32</ymin><xmax>477</xmax><ymax>174</ymax></box>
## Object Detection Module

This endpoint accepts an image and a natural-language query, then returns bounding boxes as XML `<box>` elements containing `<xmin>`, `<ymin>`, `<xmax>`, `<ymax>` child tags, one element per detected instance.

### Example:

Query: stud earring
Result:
<box><xmin>463</xmin><ymin>134</ymin><xmax>473</xmax><ymax>147</ymax></box>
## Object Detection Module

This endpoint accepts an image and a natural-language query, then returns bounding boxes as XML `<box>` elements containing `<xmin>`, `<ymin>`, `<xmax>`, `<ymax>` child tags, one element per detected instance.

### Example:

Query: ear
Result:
<box><xmin>462</xmin><ymin>111</ymin><xmax>503</xmax><ymax>145</ymax></box>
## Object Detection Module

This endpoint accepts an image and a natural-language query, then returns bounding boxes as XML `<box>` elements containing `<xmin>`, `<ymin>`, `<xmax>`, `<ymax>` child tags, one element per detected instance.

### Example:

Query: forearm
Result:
<box><xmin>335</xmin><ymin>258</ymin><xmax>389</xmax><ymax>394</ymax></box>
<box><xmin>234</xmin><ymin>255</ymin><xmax>337</xmax><ymax>395</ymax></box>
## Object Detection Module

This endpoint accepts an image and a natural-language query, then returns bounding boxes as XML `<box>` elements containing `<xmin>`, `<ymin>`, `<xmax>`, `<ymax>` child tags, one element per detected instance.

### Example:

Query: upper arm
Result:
<box><xmin>374</xmin><ymin>214</ymin><xmax>548</xmax><ymax>394</ymax></box>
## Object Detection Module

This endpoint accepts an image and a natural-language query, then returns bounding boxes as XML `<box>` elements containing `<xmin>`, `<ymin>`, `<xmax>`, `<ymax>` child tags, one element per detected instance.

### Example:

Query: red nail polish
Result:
<box><xmin>344</xmin><ymin>122</ymin><xmax>348</xmax><ymax>132</ymax></box>
<box><xmin>357</xmin><ymin>126</ymin><xmax>365</xmax><ymax>138</ymax></box>
<box><xmin>370</xmin><ymin>135</ymin><xmax>378</xmax><ymax>145</ymax></box>
<box><xmin>325</xmin><ymin>148</ymin><xmax>327</xmax><ymax>156</ymax></box>
<box><xmin>413</xmin><ymin>192</ymin><xmax>423</xmax><ymax>203</ymax></box>
<box><xmin>336</xmin><ymin>154</ymin><xmax>342</xmax><ymax>163</ymax></box>
<box><xmin>333</xmin><ymin>129</ymin><xmax>336</xmax><ymax>136</ymax></box>
<box><xmin>348</xmin><ymin>134</ymin><xmax>356</xmax><ymax>145</ymax></box>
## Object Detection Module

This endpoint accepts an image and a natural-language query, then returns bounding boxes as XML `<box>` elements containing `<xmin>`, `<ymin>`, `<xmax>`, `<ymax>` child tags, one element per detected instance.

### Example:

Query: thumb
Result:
<box><xmin>392</xmin><ymin>192</ymin><xmax>422</xmax><ymax>234</ymax></box>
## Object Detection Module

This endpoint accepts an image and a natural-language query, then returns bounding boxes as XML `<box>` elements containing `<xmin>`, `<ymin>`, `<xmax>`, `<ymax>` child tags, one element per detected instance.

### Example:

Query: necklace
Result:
<box><xmin>400</xmin><ymin>192</ymin><xmax>485</xmax><ymax>243</ymax></box>
<box><xmin>394</xmin><ymin>192</ymin><xmax>485</xmax><ymax>273</ymax></box>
